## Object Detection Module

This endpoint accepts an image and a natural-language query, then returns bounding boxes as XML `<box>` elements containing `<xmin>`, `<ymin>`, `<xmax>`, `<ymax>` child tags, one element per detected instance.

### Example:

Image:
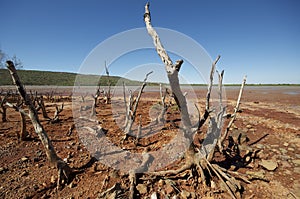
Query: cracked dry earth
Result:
<box><xmin>0</xmin><ymin>86</ymin><xmax>299</xmax><ymax>198</ymax></box>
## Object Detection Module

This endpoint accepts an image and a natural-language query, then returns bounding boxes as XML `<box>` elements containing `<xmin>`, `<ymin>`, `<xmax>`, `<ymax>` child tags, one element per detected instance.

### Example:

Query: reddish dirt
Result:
<box><xmin>0</xmin><ymin>86</ymin><xmax>299</xmax><ymax>199</ymax></box>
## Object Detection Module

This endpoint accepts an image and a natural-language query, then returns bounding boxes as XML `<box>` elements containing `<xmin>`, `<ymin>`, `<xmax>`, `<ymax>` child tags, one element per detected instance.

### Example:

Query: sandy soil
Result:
<box><xmin>0</xmin><ymin>86</ymin><xmax>299</xmax><ymax>198</ymax></box>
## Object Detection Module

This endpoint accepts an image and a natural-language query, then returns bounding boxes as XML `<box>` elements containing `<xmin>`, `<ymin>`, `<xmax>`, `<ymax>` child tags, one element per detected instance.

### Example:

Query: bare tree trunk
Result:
<box><xmin>0</xmin><ymin>95</ymin><xmax>8</xmax><ymax>122</ymax></box>
<box><xmin>156</xmin><ymin>84</ymin><xmax>168</xmax><ymax>123</ymax></box>
<box><xmin>104</xmin><ymin>61</ymin><xmax>111</xmax><ymax>104</ymax></box>
<box><xmin>123</xmin><ymin>71</ymin><xmax>153</xmax><ymax>136</ymax></box>
<box><xmin>19</xmin><ymin>111</ymin><xmax>28</xmax><ymax>141</ymax></box>
<box><xmin>6</xmin><ymin>60</ymin><xmax>72</xmax><ymax>187</ymax></box>
<box><xmin>144</xmin><ymin>4</ymin><xmax>191</xmax><ymax>135</ymax></box>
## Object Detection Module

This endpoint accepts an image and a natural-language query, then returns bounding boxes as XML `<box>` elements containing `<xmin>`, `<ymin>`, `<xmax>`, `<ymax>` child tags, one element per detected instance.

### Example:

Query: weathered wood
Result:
<box><xmin>0</xmin><ymin>94</ymin><xmax>8</xmax><ymax>122</ymax></box>
<box><xmin>218</xmin><ymin>76</ymin><xmax>247</xmax><ymax>150</ymax></box>
<box><xmin>144</xmin><ymin>3</ymin><xmax>191</xmax><ymax>133</ymax></box>
<box><xmin>5</xmin><ymin>102</ymin><xmax>29</xmax><ymax>140</ymax></box>
<box><xmin>156</xmin><ymin>84</ymin><xmax>168</xmax><ymax>123</ymax></box>
<box><xmin>6</xmin><ymin>60</ymin><xmax>72</xmax><ymax>187</ymax></box>
<box><xmin>124</xmin><ymin>71</ymin><xmax>152</xmax><ymax>136</ymax></box>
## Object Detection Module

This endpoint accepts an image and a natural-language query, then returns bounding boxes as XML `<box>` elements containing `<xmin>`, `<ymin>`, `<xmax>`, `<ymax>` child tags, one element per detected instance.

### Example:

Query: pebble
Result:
<box><xmin>287</xmin><ymin>147</ymin><xmax>295</xmax><ymax>152</ymax></box>
<box><xmin>283</xmin><ymin>142</ymin><xmax>289</xmax><ymax>147</ymax></box>
<box><xmin>279</xmin><ymin>148</ymin><xmax>287</xmax><ymax>154</ymax></box>
<box><xmin>20</xmin><ymin>171</ymin><xmax>28</xmax><ymax>177</ymax></box>
<box><xmin>259</xmin><ymin>159</ymin><xmax>278</xmax><ymax>171</ymax></box>
<box><xmin>51</xmin><ymin>176</ymin><xmax>56</xmax><ymax>184</ymax></box>
<box><xmin>180</xmin><ymin>190</ymin><xmax>191</xmax><ymax>199</ymax></box>
<box><xmin>292</xmin><ymin>159</ymin><xmax>300</xmax><ymax>166</ymax></box>
<box><xmin>150</xmin><ymin>192</ymin><xmax>158</xmax><ymax>199</ymax></box>
<box><xmin>136</xmin><ymin>184</ymin><xmax>148</xmax><ymax>194</ymax></box>
<box><xmin>165</xmin><ymin>183</ymin><xmax>174</xmax><ymax>194</ymax></box>
<box><xmin>21</xmin><ymin>157</ymin><xmax>29</xmax><ymax>162</ymax></box>
<box><xmin>246</xmin><ymin>170</ymin><xmax>265</xmax><ymax>179</ymax></box>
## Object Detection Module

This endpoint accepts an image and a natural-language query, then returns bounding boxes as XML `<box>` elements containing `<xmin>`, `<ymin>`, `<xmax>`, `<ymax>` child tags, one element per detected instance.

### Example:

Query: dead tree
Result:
<box><xmin>51</xmin><ymin>103</ymin><xmax>64</xmax><ymax>123</ymax></box>
<box><xmin>155</xmin><ymin>84</ymin><xmax>168</xmax><ymax>124</ymax></box>
<box><xmin>144</xmin><ymin>3</ymin><xmax>247</xmax><ymax>198</ymax></box>
<box><xmin>0</xmin><ymin>94</ymin><xmax>8</xmax><ymax>122</ymax></box>
<box><xmin>91</xmin><ymin>88</ymin><xmax>100</xmax><ymax>117</ymax></box>
<box><xmin>6</xmin><ymin>60</ymin><xmax>72</xmax><ymax>188</ymax></box>
<box><xmin>6</xmin><ymin>102</ymin><xmax>29</xmax><ymax>141</ymax></box>
<box><xmin>37</xmin><ymin>95</ymin><xmax>50</xmax><ymax>119</ymax></box>
<box><xmin>104</xmin><ymin>61</ymin><xmax>111</xmax><ymax>104</ymax></box>
<box><xmin>123</xmin><ymin>71</ymin><xmax>153</xmax><ymax>140</ymax></box>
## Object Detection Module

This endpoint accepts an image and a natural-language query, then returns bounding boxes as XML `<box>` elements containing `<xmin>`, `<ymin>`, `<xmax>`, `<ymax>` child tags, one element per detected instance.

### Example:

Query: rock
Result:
<box><xmin>150</xmin><ymin>192</ymin><xmax>158</xmax><ymax>199</ymax></box>
<box><xmin>246</xmin><ymin>170</ymin><xmax>265</xmax><ymax>179</ymax></box>
<box><xmin>246</xmin><ymin>124</ymin><xmax>252</xmax><ymax>129</ymax></box>
<box><xmin>279</xmin><ymin>148</ymin><xmax>287</xmax><ymax>154</ymax></box>
<box><xmin>20</xmin><ymin>171</ymin><xmax>28</xmax><ymax>177</ymax></box>
<box><xmin>21</xmin><ymin>157</ymin><xmax>29</xmax><ymax>162</ymax></box>
<box><xmin>165</xmin><ymin>183</ymin><xmax>174</xmax><ymax>194</ymax></box>
<box><xmin>283</xmin><ymin>142</ymin><xmax>289</xmax><ymax>147</ymax></box>
<box><xmin>158</xmin><ymin>179</ymin><xmax>165</xmax><ymax>187</ymax></box>
<box><xmin>287</xmin><ymin>147</ymin><xmax>295</xmax><ymax>152</ymax></box>
<box><xmin>51</xmin><ymin>176</ymin><xmax>56</xmax><ymax>184</ymax></box>
<box><xmin>259</xmin><ymin>159</ymin><xmax>278</xmax><ymax>171</ymax></box>
<box><xmin>292</xmin><ymin>159</ymin><xmax>300</xmax><ymax>166</ymax></box>
<box><xmin>256</xmin><ymin>144</ymin><xmax>265</xmax><ymax>149</ymax></box>
<box><xmin>190</xmin><ymin>192</ymin><xmax>196</xmax><ymax>199</ymax></box>
<box><xmin>136</xmin><ymin>184</ymin><xmax>147</xmax><ymax>195</ymax></box>
<box><xmin>180</xmin><ymin>190</ymin><xmax>191</xmax><ymax>199</ymax></box>
<box><xmin>210</xmin><ymin>180</ymin><xmax>216</xmax><ymax>189</ymax></box>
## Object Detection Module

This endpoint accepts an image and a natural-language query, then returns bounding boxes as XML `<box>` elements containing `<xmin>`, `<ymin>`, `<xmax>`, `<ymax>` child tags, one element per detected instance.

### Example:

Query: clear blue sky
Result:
<box><xmin>0</xmin><ymin>0</ymin><xmax>299</xmax><ymax>84</ymax></box>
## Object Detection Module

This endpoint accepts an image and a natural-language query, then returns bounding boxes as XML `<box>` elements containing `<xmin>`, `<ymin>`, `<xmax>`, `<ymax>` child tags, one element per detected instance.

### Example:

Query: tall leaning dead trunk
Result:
<box><xmin>6</xmin><ymin>60</ymin><xmax>72</xmax><ymax>187</ymax></box>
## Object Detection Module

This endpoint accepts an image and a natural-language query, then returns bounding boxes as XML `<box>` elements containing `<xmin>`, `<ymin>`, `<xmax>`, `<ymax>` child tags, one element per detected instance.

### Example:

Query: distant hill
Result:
<box><xmin>0</xmin><ymin>69</ymin><xmax>143</xmax><ymax>86</ymax></box>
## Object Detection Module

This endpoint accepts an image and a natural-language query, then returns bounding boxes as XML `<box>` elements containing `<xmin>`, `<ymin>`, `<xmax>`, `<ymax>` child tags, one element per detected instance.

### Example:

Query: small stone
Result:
<box><xmin>150</xmin><ymin>192</ymin><xmax>158</xmax><ymax>199</ymax></box>
<box><xmin>165</xmin><ymin>183</ymin><xmax>174</xmax><ymax>194</ymax></box>
<box><xmin>210</xmin><ymin>180</ymin><xmax>216</xmax><ymax>189</ymax></box>
<box><xmin>20</xmin><ymin>171</ymin><xmax>28</xmax><ymax>177</ymax></box>
<box><xmin>246</xmin><ymin>124</ymin><xmax>252</xmax><ymax>129</ymax></box>
<box><xmin>158</xmin><ymin>179</ymin><xmax>165</xmax><ymax>187</ymax></box>
<box><xmin>259</xmin><ymin>159</ymin><xmax>278</xmax><ymax>171</ymax></box>
<box><xmin>288</xmin><ymin>147</ymin><xmax>295</xmax><ymax>152</ymax></box>
<box><xmin>279</xmin><ymin>148</ymin><xmax>287</xmax><ymax>154</ymax></box>
<box><xmin>246</xmin><ymin>170</ymin><xmax>265</xmax><ymax>179</ymax></box>
<box><xmin>63</xmin><ymin>158</ymin><xmax>68</xmax><ymax>162</ymax></box>
<box><xmin>42</xmin><ymin>182</ymin><xmax>47</xmax><ymax>187</ymax></box>
<box><xmin>190</xmin><ymin>192</ymin><xmax>196</xmax><ymax>199</ymax></box>
<box><xmin>283</xmin><ymin>142</ymin><xmax>289</xmax><ymax>147</ymax></box>
<box><xmin>51</xmin><ymin>176</ymin><xmax>56</xmax><ymax>184</ymax></box>
<box><xmin>136</xmin><ymin>184</ymin><xmax>147</xmax><ymax>194</ymax></box>
<box><xmin>21</xmin><ymin>157</ymin><xmax>29</xmax><ymax>162</ymax></box>
<box><xmin>292</xmin><ymin>159</ymin><xmax>300</xmax><ymax>166</ymax></box>
<box><xmin>256</xmin><ymin>144</ymin><xmax>265</xmax><ymax>149</ymax></box>
<box><xmin>180</xmin><ymin>190</ymin><xmax>191</xmax><ymax>199</ymax></box>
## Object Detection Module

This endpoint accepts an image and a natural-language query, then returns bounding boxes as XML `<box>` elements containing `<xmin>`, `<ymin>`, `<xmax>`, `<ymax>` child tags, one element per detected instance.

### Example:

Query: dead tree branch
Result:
<box><xmin>218</xmin><ymin>76</ymin><xmax>247</xmax><ymax>150</ymax></box>
<box><xmin>0</xmin><ymin>94</ymin><xmax>8</xmax><ymax>122</ymax></box>
<box><xmin>145</xmin><ymin>3</ymin><xmax>191</xmax><ymax>134</ymax></box>
<box><xmin>6</xmin><ymin>60</ymin><xmax>72</xmax><ymax>188</ymax></box>
<box><xmin>123</xmin><ymin>71</ymin><xmax>153</xmax><ymax>139</ymax></box>
<box><xmin>6</xmin><ymin>102</ymin><xmax>29</xmax><ymax>141</ymax></box>
<box><xmin>144</xmin><ymin>3</ymin><xmax>246</xmax><ymax>198</ymax></box>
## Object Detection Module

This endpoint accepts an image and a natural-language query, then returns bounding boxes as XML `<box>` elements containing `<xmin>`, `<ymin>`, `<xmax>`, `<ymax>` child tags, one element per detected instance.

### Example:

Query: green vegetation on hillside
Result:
<box><xmin>0</xmin><ymin>69</ymin><xmax>142</xmax><ymax>86</ymax></box>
